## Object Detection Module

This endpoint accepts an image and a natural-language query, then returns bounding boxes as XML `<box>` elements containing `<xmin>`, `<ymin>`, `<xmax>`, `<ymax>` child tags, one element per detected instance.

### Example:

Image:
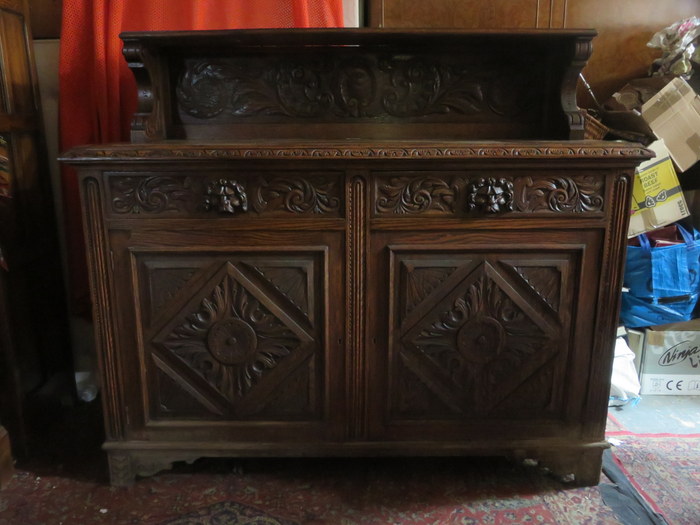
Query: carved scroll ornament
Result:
<box><xmin>110</xmin><ymin>174</ymin><xmax>341</xmax><ymax>216</ymax></box>
<box><xmin>376</xmin><ymin>176</ymin><xmax>456</xmax><ymax>214</ymax></box>
<box><xmin>374</xmin><ymin>173</ymin><xmax>603</xmax><ymax>216</ymax></box>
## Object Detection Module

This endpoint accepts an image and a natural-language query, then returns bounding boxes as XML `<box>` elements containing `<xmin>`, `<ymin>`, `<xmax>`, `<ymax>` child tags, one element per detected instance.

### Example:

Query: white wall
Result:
<box><xmin>343</xmin><ymin>0</ymin><xmax>360</xmax><ymax>27</ymax></box>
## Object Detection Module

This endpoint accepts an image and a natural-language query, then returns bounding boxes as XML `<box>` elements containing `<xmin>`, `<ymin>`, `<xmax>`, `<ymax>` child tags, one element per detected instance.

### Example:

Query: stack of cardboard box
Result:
<box><xmin>624</xmin><ymin>78</ymin><xmax>700</xmax><ymax>395</ymax></box>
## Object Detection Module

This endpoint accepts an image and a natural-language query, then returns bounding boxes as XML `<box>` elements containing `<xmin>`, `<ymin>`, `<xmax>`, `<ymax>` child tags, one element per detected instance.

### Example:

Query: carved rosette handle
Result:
<box><xmin>467</xmin><ymin>177</ymin><xmax>514</xmax><ymax>214</ymax></box>
<box><xmin>203</xmin><ymin>179</ymin><xmax>248</xmax><ymax>214</ymax></box>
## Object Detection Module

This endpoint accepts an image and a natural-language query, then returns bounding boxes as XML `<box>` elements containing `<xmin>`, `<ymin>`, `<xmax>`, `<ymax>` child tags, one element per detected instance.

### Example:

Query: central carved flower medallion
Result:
<box><xmin>207</xmin><ymin>318</ymin><xmax>258</xmax><ymax>365</ymax></box>
<box><xmin>158</xmin><ymin>265</ymin><xmax>305</xmax><ymax>401</ymax></box>
<box><xmin>455</xmin><ymin>315</ymin><xmax>505</xmax><ymax>364</ymax></box>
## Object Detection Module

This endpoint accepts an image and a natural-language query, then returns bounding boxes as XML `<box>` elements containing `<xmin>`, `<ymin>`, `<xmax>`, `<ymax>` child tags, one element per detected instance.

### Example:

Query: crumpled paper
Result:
<box><xmin>648</xmin><ymin>16</ymin><xmax>700</xmax><ymax>78</ymax></box>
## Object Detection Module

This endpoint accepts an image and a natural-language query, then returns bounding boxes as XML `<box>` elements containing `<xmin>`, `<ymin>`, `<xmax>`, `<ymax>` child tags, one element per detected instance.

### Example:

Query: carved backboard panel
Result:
<box><xmin>174</xmin><ymin>48</ymin><xmax>544</xmax><ymax>127</ymax></box>
<box><xmin>387</xmin><ymin>247</ymin><xmax>577</xmax><ymax>421</ymax></box>
<box><xmin>120</xmin><ymin>29</ymin><xmax>594</xmax><ymax>141</ymax></box>
<box><xmin>135</xmin><ymin>250</ymin><xmax>326</xmax><ymax>421</ymax></box>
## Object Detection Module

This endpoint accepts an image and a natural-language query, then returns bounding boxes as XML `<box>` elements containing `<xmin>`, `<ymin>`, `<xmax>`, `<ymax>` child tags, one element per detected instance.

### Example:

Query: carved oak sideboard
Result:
<box><xmin>61</xmin><ymin>29</ymin><xmax>652</xmax><ymax>486</ymax></box>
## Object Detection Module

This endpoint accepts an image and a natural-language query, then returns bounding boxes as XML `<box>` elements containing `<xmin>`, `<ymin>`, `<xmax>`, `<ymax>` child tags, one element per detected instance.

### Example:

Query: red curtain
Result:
<box><xmin>59</xmin><ymin>1</ymin><xmax>344</xmax><ymax>316</ymax></box>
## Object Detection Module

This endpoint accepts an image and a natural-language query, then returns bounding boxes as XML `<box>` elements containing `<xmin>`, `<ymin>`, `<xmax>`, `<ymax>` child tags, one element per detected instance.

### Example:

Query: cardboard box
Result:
<box><xmin>642</xmin><ymin>77</ymin><xmax>700</xmax><ymax>172</ymax></box>
<box><xmin>639</xmin><ymin>318</ymin><xmax>700</xmax><ymax>395</ymax></box>
<box><xmin>628</xmin><ymin>140</ymin><xmax>689</xmax><ymax>237</ymax></box>
<box><xmin>624</xmin><ymin>327</ymin><xmax>646</xmax><ymax>374</ymax></box>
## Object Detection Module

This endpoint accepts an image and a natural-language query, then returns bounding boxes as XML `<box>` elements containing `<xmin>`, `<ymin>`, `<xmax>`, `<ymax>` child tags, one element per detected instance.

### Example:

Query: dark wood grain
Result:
<box><xmin>0</xmin><ymin>426</ymin><xmax>13</xmax><ymax>489</ymax></box>
<box><xmin>0</xmin><ymin>0</ymin><xmax>71</xmax><ymax>455</ymax></box>
<box><xmin>62</xmin><ymin>29</ymin><xmax>652</xmax><ymax>487</ymax></box>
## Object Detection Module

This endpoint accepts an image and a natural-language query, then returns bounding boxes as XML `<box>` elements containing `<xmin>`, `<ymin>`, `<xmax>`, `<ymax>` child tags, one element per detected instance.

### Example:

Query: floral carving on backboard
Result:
<box><xmin>176</xmin><ymin>53</ymin><xmax>537</xmax><ymax>121</ymax></box>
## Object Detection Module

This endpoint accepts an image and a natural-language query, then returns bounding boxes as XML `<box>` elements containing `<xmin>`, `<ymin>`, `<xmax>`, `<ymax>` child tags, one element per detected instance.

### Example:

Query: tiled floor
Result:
<box><xmin>610</xmin><ymin>395</ymin><xmax>700</xmax><ymax>434</ymax></box>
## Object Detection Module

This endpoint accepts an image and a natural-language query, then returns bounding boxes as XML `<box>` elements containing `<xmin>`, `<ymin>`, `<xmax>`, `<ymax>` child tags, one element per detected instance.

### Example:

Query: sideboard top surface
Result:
<box><xmin>120</xmin><ymin>27</ymin><xmax>598</xmax><ymax>45</ymax></box>
<box><xmin>62</xmin><ymin>140</ymin><xmax>653</xmax><ymax>164</ymax></box>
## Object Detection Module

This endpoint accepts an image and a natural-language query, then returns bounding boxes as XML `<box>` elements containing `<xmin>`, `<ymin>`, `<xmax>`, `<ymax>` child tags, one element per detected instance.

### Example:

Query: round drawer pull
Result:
<box><xmin>467</xmin><ymin>177</ymin><xmax>514</xmax><ymax>214</ymax></box>
<box><xmin>204</xmin><ymin>178</ymin><xmax>248</xmax><ymax>214</ymax></box>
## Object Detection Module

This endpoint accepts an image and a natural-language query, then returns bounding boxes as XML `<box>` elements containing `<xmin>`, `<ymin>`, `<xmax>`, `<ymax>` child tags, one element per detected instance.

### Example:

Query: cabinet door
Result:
<box><xmin>367</xmin><ymin>229</ymin><xmax>602</xmax><ymax>442</ymax></box>
<box><xmin>107</xmin><ymin>228</ymin><xmax>346</xmax><ymax>444</ymax></box>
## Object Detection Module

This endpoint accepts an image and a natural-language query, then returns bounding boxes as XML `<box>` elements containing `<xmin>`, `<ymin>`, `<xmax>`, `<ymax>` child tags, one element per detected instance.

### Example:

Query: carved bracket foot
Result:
<box><xmin>107</xmin><ymin>450</ymin><xmax>203</xmax><ymax>487</ymax></box>
<box><xmin>514</xmin><ymin>446</ymin><xmax>606</xmax><ymax>487</ymax></box>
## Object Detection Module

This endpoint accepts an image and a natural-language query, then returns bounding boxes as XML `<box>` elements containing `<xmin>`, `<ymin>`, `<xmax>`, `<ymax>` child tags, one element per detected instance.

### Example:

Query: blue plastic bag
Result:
<box><xmin>621</xmin><ymin>224</ymin><xmax>700</xmax><ymax>328</ymax></box>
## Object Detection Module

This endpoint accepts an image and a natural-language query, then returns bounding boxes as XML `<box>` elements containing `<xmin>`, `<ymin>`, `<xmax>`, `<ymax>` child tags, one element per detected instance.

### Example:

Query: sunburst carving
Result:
<box><xmin>160</xmin><ymin>270</ymin><xmax>300</xmax><ymax>400</ymax></box>
<box><xmin>402</xmin><ymin>262</ymin><xmax>560</xmax><ymax>411</ymax></box>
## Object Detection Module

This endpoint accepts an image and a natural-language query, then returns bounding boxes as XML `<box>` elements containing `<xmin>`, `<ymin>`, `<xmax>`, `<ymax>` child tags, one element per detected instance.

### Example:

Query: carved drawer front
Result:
<box><xmin>372</xmin><ymin>171</ymin><xmax>605</xmax><ymax>217</ymax></box>
<box><xmin>133</xmin><ymin>249</ymin><xmax>328</xmax><ymax>422</ymax></box>
<box><xmin>105</xmin><ymin>170</ymin><xmax>344</xmax><ymax>219</ymax></box>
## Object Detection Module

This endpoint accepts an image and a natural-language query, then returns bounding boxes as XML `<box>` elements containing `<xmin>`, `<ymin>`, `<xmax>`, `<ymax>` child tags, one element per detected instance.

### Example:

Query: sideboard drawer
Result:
<box><xmin>372</xmin><ymin>170</ymin><xmax>607</xmax><ymax>218</ymax></box>
<box><xmin>103</xmin><ymin>171</ymin><xmax>345</xmax><ymax>220</ymax></box>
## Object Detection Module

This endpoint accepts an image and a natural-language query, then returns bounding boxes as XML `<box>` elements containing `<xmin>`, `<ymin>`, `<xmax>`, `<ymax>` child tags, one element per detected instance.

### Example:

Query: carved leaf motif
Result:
<box><xmin>380</xmin><ymin>58</ymin><xmax>443</xmax><ymax>117</ymax></box>
<box><xmin>253</xmin><ymin>176</ymin><xmax>341</xmax><ymax>214</ymax></box>
<box><xmin>275</xmin><ymin>62</ymin><xmax>334</xmax><ymax>118</ymax></box>
<box><xmin>177</xmin><ymin>62</ymin><xmax>283</xmax><ymax>118</ymax></box>
<box><xmin>175</xmin><ymin>54</ymin><xmax>537</xmax><ymax>121</ymax></box>
<box><xmin>406</xmin><ymin>265</ymin><xmax>557</xmax><ymax>411</ymax></box>
<box><xmin>516</xmin><ymin>175</ymin><xmax>604</xmax><ymax>213</ymax></box>
<box><xmin>376</xmin><ymin>177</ymin><xmax>455</xmax><ymax>214</ymax></box>
<box><xmin>111</xmin><ymin>176</ymin><xmax>196</xmax><ymax>214</ymax></box>
<box><xmin>162</xmin><ymin>273</ymin><xmax>300</xmax><ymax>401</ymax></box>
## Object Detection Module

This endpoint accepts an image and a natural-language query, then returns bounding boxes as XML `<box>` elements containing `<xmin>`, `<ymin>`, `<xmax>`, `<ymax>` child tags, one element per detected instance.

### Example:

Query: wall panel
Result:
<box><xmin>370</xmin><ymin>0</ymin><xmax>699</xmax><ymax>106</ymax></box>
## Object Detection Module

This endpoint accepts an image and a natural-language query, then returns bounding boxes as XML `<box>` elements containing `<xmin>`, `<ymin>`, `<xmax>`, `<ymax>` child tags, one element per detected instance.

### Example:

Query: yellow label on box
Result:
<box><xmin>628</xmin><ymin>140</ymin><xmax>689</xmax><ymax>237</ymax></box>
<box><xmin>631</xmin><ymin>157</ymin><xmax>682</xmax><ymax>212</ymax></box>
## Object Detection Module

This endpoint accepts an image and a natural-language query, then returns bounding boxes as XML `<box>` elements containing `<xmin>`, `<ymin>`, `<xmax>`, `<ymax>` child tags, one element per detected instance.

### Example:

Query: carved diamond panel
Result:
<box><xmin>392</xmin><ymin>251</ymin><xmax>573</xmax><ymax>418</ymax></box>
<box><xmin>144</xmin><ymin>254</ymin><xmax>322</xmax><ymax>420</ymax></box>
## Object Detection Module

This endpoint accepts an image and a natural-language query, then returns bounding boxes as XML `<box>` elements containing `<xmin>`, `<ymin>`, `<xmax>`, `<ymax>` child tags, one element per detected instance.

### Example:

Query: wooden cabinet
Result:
<box><xmin>61</xmin><ymin>29</ymin><xmax>652</xmax><ymax>486</ymax></box>
<box><xmin>0</xmin><ymin>0</ymin><xmax>71</xmax><ymax>454</ymax></box>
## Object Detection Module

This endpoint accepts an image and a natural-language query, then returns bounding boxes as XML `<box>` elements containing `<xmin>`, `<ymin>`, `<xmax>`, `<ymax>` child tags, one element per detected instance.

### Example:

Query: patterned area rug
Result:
<box><xmin>160</xmin><ymin>500</ymin><xmax>299</xmax><ymax>525</ymax></box>
<box><xmin>1</xmin><ymin>402</ymin><xmax>696</xmax><ymax>525</ymax></box>
<box><xmin>0</xmin><ymin>455</ymin><xmax>622</xmax><ymax>525</ymax></box>
<box><xmin>609</xmin><ymin>433</ymin><xmax>700</xmax><ymax>525</ymax></box>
